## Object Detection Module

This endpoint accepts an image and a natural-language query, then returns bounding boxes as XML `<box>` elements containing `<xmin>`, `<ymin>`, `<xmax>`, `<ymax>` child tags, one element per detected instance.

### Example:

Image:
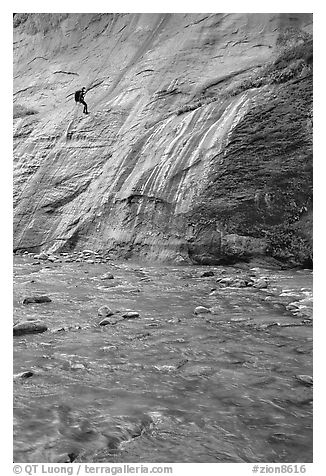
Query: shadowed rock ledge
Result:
<box><xmin>13</xmin><ymin>13</ymin><xmax>313</xmax><ymax>267</ymax></box>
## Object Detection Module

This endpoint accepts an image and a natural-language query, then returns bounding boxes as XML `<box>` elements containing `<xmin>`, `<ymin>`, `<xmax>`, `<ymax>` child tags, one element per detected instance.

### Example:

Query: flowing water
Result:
<box><xmin>13</xmin><ymin>256</ymin><xmax>313</xmax><ymax>463</ymax></box>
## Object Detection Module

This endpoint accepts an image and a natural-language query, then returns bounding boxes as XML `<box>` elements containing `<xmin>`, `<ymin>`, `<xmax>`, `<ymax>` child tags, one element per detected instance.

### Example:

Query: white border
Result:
<box><xmin>6</xmin><ymin>3</ymin><xmax>323</xmax><ymax>473</ymax></box>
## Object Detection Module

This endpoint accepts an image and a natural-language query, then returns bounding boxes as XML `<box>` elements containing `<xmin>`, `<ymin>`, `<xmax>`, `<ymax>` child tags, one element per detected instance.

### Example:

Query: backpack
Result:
<box><xmin>75</xmin><ymin>90</ymin><xmax>82</xmax><ymax>102</ymax></box>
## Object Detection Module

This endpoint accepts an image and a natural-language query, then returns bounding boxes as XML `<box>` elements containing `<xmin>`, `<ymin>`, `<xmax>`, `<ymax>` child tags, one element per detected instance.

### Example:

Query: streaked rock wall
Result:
<box><xmin>13</xmin><ymin>13</ymin><xmax>313</xmax><ymax>265</ymax></box>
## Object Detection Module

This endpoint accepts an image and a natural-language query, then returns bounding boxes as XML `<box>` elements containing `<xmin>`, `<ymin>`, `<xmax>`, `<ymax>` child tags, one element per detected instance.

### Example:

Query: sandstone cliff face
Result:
<box><xmin>13</xmin><ymin>13</ymin><xmax>313</xmax><ymax>266</ymax></box>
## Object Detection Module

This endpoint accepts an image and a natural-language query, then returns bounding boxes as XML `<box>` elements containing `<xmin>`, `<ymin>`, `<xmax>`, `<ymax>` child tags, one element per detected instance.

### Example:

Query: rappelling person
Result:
<box><xmin>75</xmin><ymin>87</ymin><xmax>88</xmax><ymax>114</ymax></box>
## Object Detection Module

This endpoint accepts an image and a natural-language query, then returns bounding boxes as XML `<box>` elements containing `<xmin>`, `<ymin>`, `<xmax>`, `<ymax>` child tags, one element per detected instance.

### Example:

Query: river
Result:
<box><xmin>13</xmin><ymin>255</ymin><xmax>313</xmax><ymax>463</ymax></box>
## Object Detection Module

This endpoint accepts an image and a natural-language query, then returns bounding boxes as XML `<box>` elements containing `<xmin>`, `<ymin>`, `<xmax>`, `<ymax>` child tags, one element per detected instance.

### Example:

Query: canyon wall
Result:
<box><xmin>13</xmin><ymin>13</ymin><xmax>313</xmax><ymax>266</ymax></box>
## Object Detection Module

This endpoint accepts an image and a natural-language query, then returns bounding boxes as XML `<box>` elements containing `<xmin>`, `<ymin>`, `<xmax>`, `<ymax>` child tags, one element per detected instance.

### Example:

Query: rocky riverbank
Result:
<box><xmin>13</xmin><ymin>250</ymin><xmax>313</xmax><ymax>336</ymax></box>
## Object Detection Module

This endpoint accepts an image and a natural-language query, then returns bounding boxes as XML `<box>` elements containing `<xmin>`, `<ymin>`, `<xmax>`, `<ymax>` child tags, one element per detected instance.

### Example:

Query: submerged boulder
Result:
<box><xmin>201</xmin><ymin>270</ymin><xmax>215</xmax><ymax>277</ymax></box>
<box><xmin>33</xmin><ymin>252</ymin><xmax>48</xmax><ymax>260</ymax></box>
<box><xmin>13</xmin><ymin>320</ymin><xmax>48</xmax><ymax>336</ymax></box>
<box><xmin>194</xmin><ymin>306</ymin><xmax>211</xmax><ymax>315</ymax></box>
<box><xmin>217</xmin><ymin>277</ymin><xmax>248</xmax><ymax>288</ymax></box>
<box><xmin>295</xmin><ymin>375</ymin><xmax>313</xmax><ymax>387</ymax></box>
<box><xmin>23</xmin><ymin>295</ymin><xmax>52</xmax><ymax>304</ymax></box>
<box><xmin>99</xmin><ymin>317</ymin><xmax>118</xmax><ymax>326</ymax></box>
<box><xmin>13</xmin><ymin>371</ymin><xmax>34</xmax><ymax>380</ymax></box>
<box><xmin>252</xmin><ymin>277</ymin><xmax>269</xmax><ymax>289</ymax></box>
<box><xmin>122</xmin><ymin>311</ymin><xmax>140</xmax><ymax>319</ymax></box>
<box><xmin>100</xmin><ymin>272</ymin><xmax>114</xmax><ymax>280</ymax></box>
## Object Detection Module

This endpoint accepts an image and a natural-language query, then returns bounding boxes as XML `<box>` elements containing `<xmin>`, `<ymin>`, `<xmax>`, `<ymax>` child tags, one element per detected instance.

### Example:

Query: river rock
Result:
<box><xmin>217</xmin><ymin>276</ymin><xmax>244</xmax><ymax>287</ymax></box>
<box><xmin>233</xmin><ymin>278</ymin><xmax>248</xmax><ymax>288</ymax></box>
<box><xmin>134</xmin><ymin>332</ymin><xmax>151</xmax><ymax>340</ymax></box>
<box><xmin>33</xmin><ymin>252</ymin><xmax>48</xmax><ymax>260</ymax></box>
<box><xmin>100</xmin><ymin>272</ymin><xmax>114</xmax><ymax>280</ymax></box>
<box><xmin>13</xmin><ymin>320</ymin><xmax>48</xmax><ymax>336</ymax></box>
<box><xmin>98</xmin><ymin>305</ymin><xmax>114</xmax><ymax>317</ymax></box>
<box><xmin>216</xmin><ymin>277</ymin><xmax>234</xmax><ymax>286</ymax></box>
<box><xmin>217</xmin><ymin>276</ymin><xmax>250</xmax><ymax>288</ymax></box>
<box><xmin>51</xmin><ymin>327</ymin><xmax>66</xmax><ymax>333</ymax></box>
<box><xmin>23</xmin><ymin>295</ymin><xmax>52</xmax><ymax>304</ymax></box>
<box><xmin>99</xmin><ymin>317</ymin><xmax>118</xmax><ymax>326</ymax></box>
<box><xmin>13</xmin><ymin>371</ymin><xmax>34</xmax><ymax>380</ymax></box>
<box><xmin>209</xmin><ymin>289</ymin><xmax>219</xmax><ymax>296</ymax></box>
<box><xmin>286</xmin><ymin>301</ymin><xmax>301</xmax><ymax>310</ymax></box>
<box><xmin>201</xmin><ymin>270</ymin><xmax>215</xmax><ymax>277</ymax></box>
<box><xmin>122</xmin><ymin>311</ymin><xmax>140</xmax><ymax>319</ymax></box>
<box><xmin>252</xmin><ymin>277</ymin><xmax>269</xmax><ymax>289</ymax></box>
<box><xmin>295</xmin><ymin>375</ymin><xmax>313</xmax><ymax>387</ymax></box>
<box><xmin>194</xmin><ymin>306</ymin><xmax>211</xmax><ymax>314</ymax></box>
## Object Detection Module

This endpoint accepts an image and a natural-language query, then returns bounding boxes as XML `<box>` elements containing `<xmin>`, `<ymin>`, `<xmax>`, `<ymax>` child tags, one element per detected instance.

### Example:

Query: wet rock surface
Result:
<box><xmin>295</xmin><ymin>375</ymin><xmax>313</xmax><ymax>387</ymax></box>
<box><xmin>23</xmin><ymin>295</ymin><xmax>52</xmax><ymax>304</ymax></box>
<box><xmin>99</xmin><ymin>317</ymin><xmax>119</xmax><ymax>326</ymax></box>
<box><xmin>122</xmin><ymin>311</ymin><xmax>140</xmax><ymax>319</ymax></box>
<box><xmin>13</xmin><ymin>320</ymin><xmax>48</xmax><ymax>336</ymax></box>
<box><xmin>14</xmin><ymin>371</ymin><xmax>34</xmax><ymax>380</ymax></box>
<box><xmin>13</xmin><ymin>255</ymin><xmax>312</xmax><ymax>463</ymax></box>
<box><xmin>100</xmin><ymin>273</ymin><xmax>114</xmax><ymax>280</ymax></box>
<box><xmin>194</xmin><ymin>306</ymin><xmax>211</xmax><ymax>315</ymax></box>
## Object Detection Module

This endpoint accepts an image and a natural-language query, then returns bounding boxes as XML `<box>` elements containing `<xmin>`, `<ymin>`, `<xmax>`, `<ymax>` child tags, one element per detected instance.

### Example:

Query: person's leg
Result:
<box><xmin>81</xmin><ymin>99</ymin><xmax>88</xmax><ymax>114</ymax></box>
